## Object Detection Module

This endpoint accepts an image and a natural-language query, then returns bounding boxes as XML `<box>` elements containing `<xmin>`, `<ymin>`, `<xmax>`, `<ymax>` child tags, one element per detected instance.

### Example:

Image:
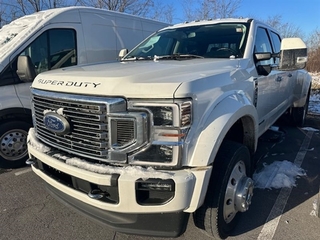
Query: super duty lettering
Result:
<box><xmin>37</xmin><ymin>79</ymin><xmax>101</xmax><ymax>88</ymax></box>
<box><xmin>27</xmin><ymin>18</ymin><xmax>311</xmax><ymax>239</ymax></box>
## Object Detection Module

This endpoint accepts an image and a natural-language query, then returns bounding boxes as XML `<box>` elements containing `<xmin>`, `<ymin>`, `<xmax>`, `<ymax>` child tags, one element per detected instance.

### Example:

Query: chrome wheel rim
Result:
<box><xmin>223</xmin><ymin>161</ymin><xmax>254</xmax><ymax>223</ymax></box>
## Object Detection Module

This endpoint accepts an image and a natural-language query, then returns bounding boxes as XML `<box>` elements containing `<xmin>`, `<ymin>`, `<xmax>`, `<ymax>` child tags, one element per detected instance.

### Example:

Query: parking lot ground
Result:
<box><xmin>1</xmin><ymin>114</ymin><xmax>320</xmax><ymax>240</ymax></box>
<box><xmin>229</xmin><ymin>114</ymin><xmax>320</xmax><ymax>240</ymax></box>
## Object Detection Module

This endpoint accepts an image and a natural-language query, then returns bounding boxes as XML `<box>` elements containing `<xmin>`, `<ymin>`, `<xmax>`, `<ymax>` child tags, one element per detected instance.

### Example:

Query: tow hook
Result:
<box><xmin>88</xmin><ymin>189</ymin><xmax>109</xmax><ymax>200</ymax></box>
<box><xmin>26</xmin><ymin>158</ymin><xmax>36</xmax><ymax>165</ymax></box>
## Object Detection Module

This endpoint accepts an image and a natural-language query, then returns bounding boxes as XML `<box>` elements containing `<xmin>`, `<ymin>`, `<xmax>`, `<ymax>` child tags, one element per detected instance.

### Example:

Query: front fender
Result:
<box><xmin>186</xmin><ymin>91</ymin><xmax>258</xmax><ymax>167</ymax></box>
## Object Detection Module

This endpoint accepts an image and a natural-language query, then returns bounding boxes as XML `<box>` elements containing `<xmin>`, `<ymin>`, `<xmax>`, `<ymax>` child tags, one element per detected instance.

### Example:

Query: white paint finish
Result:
<box><xmin>28</xmin><ymin>140</ymin><xmax>211</xmax><ymax>213</ymax></box>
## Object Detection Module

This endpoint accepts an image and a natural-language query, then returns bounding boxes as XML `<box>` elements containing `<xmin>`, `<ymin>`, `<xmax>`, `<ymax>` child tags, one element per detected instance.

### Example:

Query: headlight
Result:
<box><xmin>148</xmin><ymin>106</ymin><xmax>173</xmax><ymax>126</ymax></box>
<box><xmin>127</xmin><ymin>99</ymin><xmax>192</xmax><ymax>168</ymax></box>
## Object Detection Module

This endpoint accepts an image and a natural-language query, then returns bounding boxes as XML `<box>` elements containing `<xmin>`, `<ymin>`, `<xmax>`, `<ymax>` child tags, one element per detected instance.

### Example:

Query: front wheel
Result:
<box><xmin>194</xmin><ymin>141</ymin><xmax>254</xmax><ymax>239</ymax></box>
<box><xmin>0</xmin><ymin>121</ymin><xmax>31</xmax><ymax>168</ymax></box>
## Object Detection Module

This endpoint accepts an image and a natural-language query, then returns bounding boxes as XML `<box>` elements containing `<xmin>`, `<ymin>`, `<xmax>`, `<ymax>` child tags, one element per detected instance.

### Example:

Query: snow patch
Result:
<box><xmin>65</xmin><ymin>157</ymin><xmax>174</xmax><ymax>180</ymax></box>
<box><xmin>310</xmin><ymin>198</ymin><xmax>318</xmax><ymax>217</ymax></box>
<box><xmin>253</xmin><ymin>160</ymin><xmax>306</xmax><ymax>189</ymax></box>
<box><xmin>309</xmin><ymin>72</ymin><xmax>320</xmax><ymax>115</ymax></box>
<box><xmin>43</xmin><ymin>108</ymin><xmax>65</xmax><ymax>116</ymax></box>
<box><xmin>56</xmin><ymin>108</ymin><xmax>64</xmax><ymax>115</ymax></box>
<box><xmin>301</xmin><ymin>127</ymin><xmax>319</xmax><ymax>132</ymax></box>
<box><xmin>27</xmin><ymin>128</ymin><xmax>51</xmax><ymax>153</ymax></box>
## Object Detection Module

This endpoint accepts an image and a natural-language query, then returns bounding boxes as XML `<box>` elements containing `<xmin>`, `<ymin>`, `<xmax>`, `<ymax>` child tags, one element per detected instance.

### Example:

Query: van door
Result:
<box><xmin>13</xmin><ymin>28</ymin><xmax>78</xmax><ymax>109</ymax></box>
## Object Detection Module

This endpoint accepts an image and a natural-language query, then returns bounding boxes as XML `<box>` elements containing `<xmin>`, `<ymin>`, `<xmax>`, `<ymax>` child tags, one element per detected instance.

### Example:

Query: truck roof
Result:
<box><xmin>160</xmin><ymin>18</ymin><xmax>279</xmax><ymax>35</ymax></box>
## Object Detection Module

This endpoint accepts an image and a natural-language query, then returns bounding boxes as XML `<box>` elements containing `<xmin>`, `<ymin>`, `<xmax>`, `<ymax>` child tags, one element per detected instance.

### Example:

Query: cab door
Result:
<box><xmin>268</xmin><ymin>30</ymin><xmax>296</xmax><ymax>115</ymax></box>
<box><xmin>254</xmin><ymin>27</ymin><xmax>284</xmax><ymax>135</ymax></box>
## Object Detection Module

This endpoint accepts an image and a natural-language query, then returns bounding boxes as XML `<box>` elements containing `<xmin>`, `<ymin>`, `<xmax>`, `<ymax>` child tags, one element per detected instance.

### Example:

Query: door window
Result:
<box><xmin>254</xmin><ymin>27</ymin><xmax>273</xmax><ymax>65</ymax></box>
<box><xmin>0</xmin><ymin>28</ymin><xmax>77</xmax><ymax>86</ymax></box>
<box><xmin>270</xmin><ymin>31</ymin><xmax>281</xmax><ymax>64</ymax></box>
<box><xmin>21</xmin><ymin>29</ymin><xmax>77</xmax><ymax>74</ymax></box>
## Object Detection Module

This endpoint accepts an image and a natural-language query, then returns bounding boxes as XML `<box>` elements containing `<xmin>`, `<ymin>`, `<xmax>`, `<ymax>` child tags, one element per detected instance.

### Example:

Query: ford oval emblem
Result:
<box><xmin>43</xmin><ymin>112</ymin><xmax>70</xmax><ymax>135</ymax></box>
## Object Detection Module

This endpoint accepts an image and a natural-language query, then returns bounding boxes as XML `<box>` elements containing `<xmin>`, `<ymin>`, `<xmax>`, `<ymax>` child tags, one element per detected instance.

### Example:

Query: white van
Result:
<box><xmin>0</xmin><ymin>6</ymin><xmax>168</xmax><ymax>168</ymax></box>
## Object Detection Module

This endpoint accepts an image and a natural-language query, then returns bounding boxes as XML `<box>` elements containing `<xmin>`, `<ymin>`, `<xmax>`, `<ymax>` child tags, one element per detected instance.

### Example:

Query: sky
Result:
<box><xmin>166</xmin><ymin>0</ymin><xmax>320</xmax><ymax>37</ymax></box>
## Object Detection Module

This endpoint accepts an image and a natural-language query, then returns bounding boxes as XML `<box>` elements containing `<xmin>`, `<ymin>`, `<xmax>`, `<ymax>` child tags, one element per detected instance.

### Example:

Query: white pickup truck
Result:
<box><xmin>26</xmin><ymin>18</ymin><xmax>311</xmax><ymax>239</ymax></box>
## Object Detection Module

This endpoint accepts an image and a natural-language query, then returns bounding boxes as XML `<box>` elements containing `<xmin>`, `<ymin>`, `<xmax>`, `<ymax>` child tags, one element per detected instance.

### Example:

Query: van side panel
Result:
<box><xmin>141</xmin><ymin>21</ymin><xmax>166</xmax><ymax>38</ymax></box>
<box><xmin>114</xmin><ymin>15</ymin><xmax>144</xmax><ymax>50</ymax></box>
<box><xmin>0</xmin><ymin>85</ymin><xmax>22</xmax><ymax>110</ymax></box>
<box><xmin>80</xmin><ymin>12</ymin><xmax>119</xmax><ymax>63</ymax></box>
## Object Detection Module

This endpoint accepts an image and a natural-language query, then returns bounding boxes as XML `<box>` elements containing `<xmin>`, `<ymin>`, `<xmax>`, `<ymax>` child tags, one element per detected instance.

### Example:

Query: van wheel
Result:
<box><xmin>193</xmin><ymin>141</ymin><xmax>254</xmax><ymax>239</ymax></box>
<box><xmin>291</xmin><ymin>90</ymin><xmax>310</xmax><ymax>127</ymax></box>
<box><xmin>0</xmin><ymin>121</ymin><xmax>31</xmax><ymax>168</ymax></box>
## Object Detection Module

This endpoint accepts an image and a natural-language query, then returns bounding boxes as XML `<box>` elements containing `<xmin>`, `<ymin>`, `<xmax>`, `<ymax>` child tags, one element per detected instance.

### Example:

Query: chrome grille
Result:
<box><xmin>31</xmin><ymin>89</ymin><xmax>129</xmax><ymax>162</ymax></box>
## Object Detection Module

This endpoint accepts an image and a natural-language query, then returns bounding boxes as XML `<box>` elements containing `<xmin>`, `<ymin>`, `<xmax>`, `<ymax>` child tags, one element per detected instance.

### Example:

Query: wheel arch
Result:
<box><xmin>187</xmin><ymin>92</ymin><xmax>258</xmax><ymax>167</ymax></box>
<box><xmin>292</xmin><ymin>70</ymin><xmax>312</xmax><ymax>108</ymax></box>
<box><xmin>0</xmin><ymin>107</ymin><xmax>32</xmax><ymax>124</ymax></box>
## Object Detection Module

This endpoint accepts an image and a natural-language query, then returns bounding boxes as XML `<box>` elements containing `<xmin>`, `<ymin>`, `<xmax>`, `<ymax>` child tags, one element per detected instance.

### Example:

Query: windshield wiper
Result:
<box><xmin>154</xmin><ymin>54</ymin><xmax>204</xmax><ymax>61</ymax></box>
<box><xmin>122</xmin><ymin>56</ymin><xmax>152</xmax><ymax>61</ymax></box>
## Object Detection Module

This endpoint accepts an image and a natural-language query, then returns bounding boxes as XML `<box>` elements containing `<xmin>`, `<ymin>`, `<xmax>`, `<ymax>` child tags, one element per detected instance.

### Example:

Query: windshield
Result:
<box><xmin>123</xmin><ymin>22</ymin><xmax>250</xmax><ymax>61</ymax></box>
<box><xmin>0</xmin><ymin>15</ymin><xmax>38</xmax><ymax>49</ymax></box>
<box><xmin>0</xmin><ymin>12</ymin><xmax>50</xmax><ymax>62</ymax></box>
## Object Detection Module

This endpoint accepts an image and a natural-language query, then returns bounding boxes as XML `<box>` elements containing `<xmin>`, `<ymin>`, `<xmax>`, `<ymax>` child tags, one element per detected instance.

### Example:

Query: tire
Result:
<box><xmin>0</xmin><ymin>121</ymin><xmax>32</xmax><ymax>168</ymax></box>
<box><xmin>193</xmin><ymin>141</ymin><xmax>254</xmax><ymax>239</ymax></box>
<box><xmin>291</xmin><ymin>90</ymin><xmax>310</xmax><ymax>127</ymax></box>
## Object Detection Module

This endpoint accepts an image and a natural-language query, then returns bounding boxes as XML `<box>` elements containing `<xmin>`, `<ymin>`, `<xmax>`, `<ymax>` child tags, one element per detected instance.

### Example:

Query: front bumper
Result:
<box><xmin>28</xmin><ymin>140</ymin><xmax>212</xmax><ymax>236</ymax></box>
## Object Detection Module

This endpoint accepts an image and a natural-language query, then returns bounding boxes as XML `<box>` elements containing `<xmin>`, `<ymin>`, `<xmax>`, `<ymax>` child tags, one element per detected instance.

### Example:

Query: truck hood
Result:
<box><xmin>33</xmin><ymin>59</ymin><xmax>245</xmax><ymax>98</ymax></box>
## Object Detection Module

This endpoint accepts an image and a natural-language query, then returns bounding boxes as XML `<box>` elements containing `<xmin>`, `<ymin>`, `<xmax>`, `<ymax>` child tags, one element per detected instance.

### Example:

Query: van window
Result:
<box><xmin>0</xmin><ymin>28</ymin><xmax>77</xmax><ymax>86</ymax></box>
<box><xmin>21</xmin><ymin>29</ymin><xmax>77</xmax><ymax>74</ymax></box>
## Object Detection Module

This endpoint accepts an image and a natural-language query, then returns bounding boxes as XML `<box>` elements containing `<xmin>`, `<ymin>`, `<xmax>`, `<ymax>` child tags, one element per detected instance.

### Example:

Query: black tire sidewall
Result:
<box><xmin>194</xmin><ymin>141</ymin><xmax>251</xmax><ymax>239</ymax></box>
<box><xmin>215</xmin><ymin>142</ymin><xmax>251</xmax><ymax>238</ymax></box>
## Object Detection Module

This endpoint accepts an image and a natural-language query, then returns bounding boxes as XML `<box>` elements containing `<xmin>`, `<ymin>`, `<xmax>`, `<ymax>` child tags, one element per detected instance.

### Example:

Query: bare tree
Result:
<box><xmin>0</xmin><ymin>0</ymin><xmax>174</xmax><ymax>27</ymax></box>
<box><xmin>78</xmin><ymin>0</ymin><xmax>154</xmax><ymax>16</ymax></box>
<box><xmin>307</xmin><ymin>28</ymin><xmax>320</xmax><ymax>51</ymax></box>
<box><xmin>0</xmin><ymin>0</ymin><xmax>75</xmax><ymax>23</ymax></box>
<box><xmin>77</xmin><ymin>0</ymin><xmax>173</xmax><ymax>23</ymax></box>
<box><xmin>306</xmin><ymin>28</ymin><xmax>320</xmax><ymax>72</ymax></box>
<box><xmin>183</xmin><ymin>0</ymin><xmax>242</xmax><ymax>22</ymax></box>
<box><xmin>147</xmin><ymin>0</ymin><xmax>175</xmax><ymax>23</ymax></box>
<box><xmin>264</xmin><ymin>15</ymin><xmax>304</xmax><ymax>39</ymax></box>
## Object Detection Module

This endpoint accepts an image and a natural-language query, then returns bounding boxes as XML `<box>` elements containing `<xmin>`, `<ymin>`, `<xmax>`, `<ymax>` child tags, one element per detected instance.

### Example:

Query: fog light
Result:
<box><xmin>137</xmin><ymin>178</ymin><xmax>175</xmax><ymax>191</ymax></box>
<box><xmin>135</xmin><ymin>178</ymin><xmax>175</xmax><ymax>205</ymax></box>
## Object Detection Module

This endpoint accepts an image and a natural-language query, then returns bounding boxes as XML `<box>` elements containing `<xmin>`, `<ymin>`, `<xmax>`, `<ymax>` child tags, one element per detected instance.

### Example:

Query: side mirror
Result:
<box><xmin>279</xmin><ymin>38</ymin><xmax>307</xmax><ymax>70</ymax></box>
<box><xmin>16</xmin><ymin>55</ymin><xmax>37</xmax><ymax>82</ymax></box>
<box><xmin>118</xmin><ymin>49</ymin><xmax>128</xmax><ymax>59</ymax></box>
